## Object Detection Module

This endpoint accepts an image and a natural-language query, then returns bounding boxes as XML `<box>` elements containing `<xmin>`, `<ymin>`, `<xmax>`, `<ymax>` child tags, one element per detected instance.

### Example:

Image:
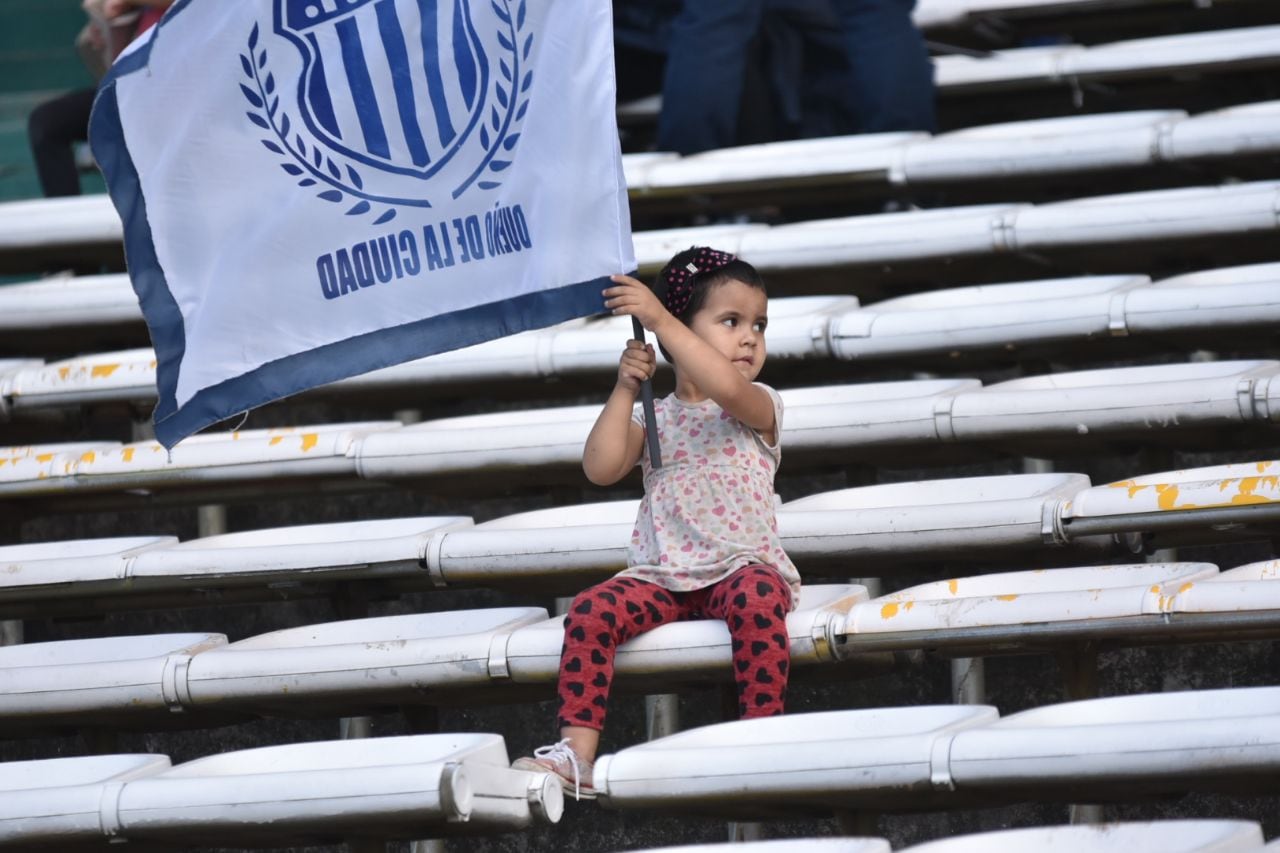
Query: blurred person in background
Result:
<box><xmin>27</xmin><ymin>0</ymin><xmax>170</xmax><ymax>197</ymax></box>
<box><xmin>655</xmin><ymin>0</ymin><xmax>935</xmax><ymax>155</ymax></box>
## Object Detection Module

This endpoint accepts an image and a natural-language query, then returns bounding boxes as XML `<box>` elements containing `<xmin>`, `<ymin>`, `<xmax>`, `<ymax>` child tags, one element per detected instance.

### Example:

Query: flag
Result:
<box><xmin>90</xmin><ymin>0</ymin><xmax>634</xmax><ymax>448</ymax></box>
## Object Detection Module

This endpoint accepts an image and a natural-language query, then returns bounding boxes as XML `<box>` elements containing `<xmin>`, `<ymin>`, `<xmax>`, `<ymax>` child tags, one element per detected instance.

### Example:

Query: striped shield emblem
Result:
<box><xmin>275</xmin><ymin>0</ymin><xmax>489</xmax><ymax>179</ymax></box>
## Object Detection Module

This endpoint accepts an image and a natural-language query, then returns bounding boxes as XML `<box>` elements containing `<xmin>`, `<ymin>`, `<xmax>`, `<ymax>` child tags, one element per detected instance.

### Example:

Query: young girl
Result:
<box><xmin>512</xmin><ymin>246</ymin><xmax>801</xmax><ymax>800</ymax></box>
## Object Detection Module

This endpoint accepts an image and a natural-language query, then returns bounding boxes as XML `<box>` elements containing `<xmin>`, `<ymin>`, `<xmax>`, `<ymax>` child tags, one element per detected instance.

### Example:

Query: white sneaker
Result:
<box><xmin>512</xmin><ymin>738</ymin><xmax>597</xmax><ymax>801</ymax></box>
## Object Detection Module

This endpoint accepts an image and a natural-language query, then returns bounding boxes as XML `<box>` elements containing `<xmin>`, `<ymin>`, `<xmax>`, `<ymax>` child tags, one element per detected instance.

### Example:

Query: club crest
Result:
<box><xmin>241</xmin><ymin>0</ymin><xmax>533</xmax><ymax>223</ymax></box>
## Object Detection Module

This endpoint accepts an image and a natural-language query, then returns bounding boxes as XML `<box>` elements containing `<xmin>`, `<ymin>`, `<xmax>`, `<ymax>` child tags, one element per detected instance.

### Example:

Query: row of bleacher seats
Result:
<box><xmin>2</xmin><ymin>460</ymin><xmax>1277</xmax><ymax>617</ymax></box>
<box><xmin>3</xmin><ymin>104</ymin><xmax>1278</xmax><ymax>274</ymax></box>
<box><xmin>3</xmin><ymin>262</ymin><xmax>1278</xmax><ymax>392</ymax></box>
<box><xmin>910</xmin><ymin>0</ymin><xmax>1268</xmax><ymax>30</ymax></box>
<box><xmin>622</xmin><ymin>101</ymin><xmax>1280</xmax><ymax>202</ymax></box>
<box><xmin>3</xmin><ymin>684</ymin><xmax>1278</xmax><ymax>847</ymax></box>
<box><xmin>639</xmin><ymin>821</ymin><xmax>1275</xmax><ymax>853</ymax></box>
<box><xmin>2</xmin><ymin>364</ymin><xmax>1277</xmax><ymax>502</ymax></box>
<box><xmin>4</xmin><ymin>560</ymin><xmax>1278</xmax><ymax>734</ymax></box>
<box><xmin>0</xmin><ymin>734</ymin><xmax>563</xmax><ymax>849</ymax></box>
<box><xmin>593</xmin><ymin>685</ymin><xmax>1280</xmax><ymax>815</ymax></box>
<box><xmin>0</xmin><ymin>178</ymin><xmax>1273</xmax><ymax>291</ymax></box>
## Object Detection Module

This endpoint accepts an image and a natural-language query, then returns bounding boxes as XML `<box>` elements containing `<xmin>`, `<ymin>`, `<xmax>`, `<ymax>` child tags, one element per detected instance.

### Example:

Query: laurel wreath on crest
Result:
<box><xmin>457</xmin><ymin>0</ymin><xmax>534</xmax><ymax>198</ymax></box>
<box><xmin>238</xmin><ymin>1</ymin><xmax>532</xmax><ymax>224</ymax></box>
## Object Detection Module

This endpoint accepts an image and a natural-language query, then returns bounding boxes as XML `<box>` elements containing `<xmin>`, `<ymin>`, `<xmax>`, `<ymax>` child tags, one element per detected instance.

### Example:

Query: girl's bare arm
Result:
<box><xmin>582</xmin><ymin>341</ymin><xmax>651</xmax><ymax>485</ymax></box>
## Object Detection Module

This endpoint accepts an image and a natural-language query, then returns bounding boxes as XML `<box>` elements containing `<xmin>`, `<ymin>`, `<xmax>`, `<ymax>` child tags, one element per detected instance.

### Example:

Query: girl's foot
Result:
<box><xmin>512</xmin><ymin>738</ymin><xmax>597</xmax><ymax>801</ymax></box>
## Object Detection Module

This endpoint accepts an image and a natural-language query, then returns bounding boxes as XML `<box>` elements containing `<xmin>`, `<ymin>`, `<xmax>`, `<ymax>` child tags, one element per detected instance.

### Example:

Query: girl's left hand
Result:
<box><xmin>604</xmin><ymin>274</ymin><xmax>668</xmax><ymax>332</ymax></box>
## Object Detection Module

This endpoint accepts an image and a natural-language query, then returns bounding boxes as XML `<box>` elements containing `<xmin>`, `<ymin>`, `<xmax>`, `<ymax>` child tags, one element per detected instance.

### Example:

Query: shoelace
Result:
<box><xmin>533</xmin><ymin>738</ymin><xmax>587</xmax><ymax>800</ymax></box>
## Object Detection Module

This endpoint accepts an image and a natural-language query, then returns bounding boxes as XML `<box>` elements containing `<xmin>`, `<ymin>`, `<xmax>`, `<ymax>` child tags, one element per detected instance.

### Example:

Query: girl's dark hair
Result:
<box><xmin>651</xmin><ymin>246</ymin><xmax>766</xmax><ymax>363</ymax></box>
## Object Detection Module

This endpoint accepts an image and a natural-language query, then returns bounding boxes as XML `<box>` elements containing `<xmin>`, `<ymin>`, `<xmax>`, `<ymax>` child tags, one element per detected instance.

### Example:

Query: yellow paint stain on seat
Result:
<box><xmin>36</xmin><ymin>454</ymin><xmax>52</xmax><ymax>463</ymax></box>
<box><xmin>269</xmin><ymin>436</ymin><xmax>284</xmax><ymax>446</ymax></box>
<box><xmin>1150</xmin><ymin>585</ymin><xmax>1161</xmax><ymax>593</ymax></box>
<box><xmin>1178</xmin><ymin>582</ymin><xmax>1194</xmax><ymax>594</ymax></box>
<box><xmin>57</xmin><ymin>366</ymin><xmax>70</xmax><ymax>380</ymax></box>
<box><xmin>1156</xmin><ymin>483</ymin><xmax>1183</xmax><ymax>510</ymax></box>
<box><xmin>80</xmin><ymin>451</ymin><xmax>95</xmax><ymax>464</ymax></box>
<box><xmin>1230</xmin><ymin>476</ymin><xmax>1279</xmax><ymax>505</ymax></box>
<box><xmin>996</xmin><ymin>594</ymin><xmax>1018</xmax><ymax>602</ymax></box>
<box><xmin>880</xmin><ymin>602</ymin><xmax>899</xmax><ymax>619</ymax></box>
<box><xmin>122</xmin><ymin>447</ymin><xmax>135</xmax><ymax>462</ymax></box>
<box><xmin>1110</xmin><ymin>479</ymin><xmax>1148</xmax><ymax>498</ymax></box>
<box><xmin>947</xmin><ymin>579</ymin><xmax>958</xmax><ymax>595</ymax></box>
<box><xmin>91</xmin><ymin>364</ymin><xmax>119</xmax><ymax>379</ymax></box>
<box><xmin>300</xmin><ymin>433</ymin><xmax>318</xmax><ymax>452</ymax></box>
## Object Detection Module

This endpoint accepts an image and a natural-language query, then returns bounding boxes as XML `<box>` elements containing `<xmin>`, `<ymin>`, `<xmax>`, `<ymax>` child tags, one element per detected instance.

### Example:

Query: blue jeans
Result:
<box><xmin>656</xmin><ymin>0</ymin><xmax>935</xmax><ymax>154</ymax></box>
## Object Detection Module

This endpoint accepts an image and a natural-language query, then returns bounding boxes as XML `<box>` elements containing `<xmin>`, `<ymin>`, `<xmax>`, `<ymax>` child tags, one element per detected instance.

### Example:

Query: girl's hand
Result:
<box><xmin>616</xmin><ymin>339</ymin><xmax>655</xmax><ymax>394</ymax></box>
<box><xmin>604</xmin><ymin>274</ymin><xmax>669</xmax><ymax>332</ymax></box>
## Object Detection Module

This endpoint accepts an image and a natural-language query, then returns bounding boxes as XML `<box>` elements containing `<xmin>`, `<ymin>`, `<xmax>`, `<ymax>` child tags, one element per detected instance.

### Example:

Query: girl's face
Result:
<box><xmin>687</xmin><ymin>278</ymin><xmax>768</xmax><ymax>381</ymax></box>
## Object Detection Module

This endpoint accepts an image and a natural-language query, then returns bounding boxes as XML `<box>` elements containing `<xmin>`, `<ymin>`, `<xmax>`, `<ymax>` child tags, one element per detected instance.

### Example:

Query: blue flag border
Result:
<box><xmin>90</xmin><ymin>1</ymin><xmax>623</xmax><ymax>449</ymax></box>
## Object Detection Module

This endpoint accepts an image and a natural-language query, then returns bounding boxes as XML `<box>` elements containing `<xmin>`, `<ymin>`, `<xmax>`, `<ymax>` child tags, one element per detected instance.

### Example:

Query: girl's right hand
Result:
<box><xmin>616</xmin><ymin>339</ymin><xmax>655</xmax><ymax>394</ymax></box>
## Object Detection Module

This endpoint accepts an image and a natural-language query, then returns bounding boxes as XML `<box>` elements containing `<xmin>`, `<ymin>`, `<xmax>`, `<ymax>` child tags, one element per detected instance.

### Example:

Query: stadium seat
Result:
<box><xmin>593</xmin><ymin>704</ymin><xmax>999</xmax><ymax>815</ymax></box>
<box><xmin>593</xmin><ymin>686</ymin><xmax>1280</xmax><ymax>816</ymax></box>
<box><xmin>179</xmin><ymin>608</ymin><xmax>551</xmax><ymax>716</ymax></box>
<box><xmin>778</xmin><ymin>473</ymin><xmax>1096</xmax><ymax>570</ymax></box>
<box><xmin>1124</xmin><ymin>262</ymin><xmax>1280</xmax><ymax>336</ymax></box>
<box><xmin>945</xmin><ymin>360</ymin><xmax>1280</xmax><ymax>450</ymax></box>
<box><xmin>0</xmin><ymin>517</ymin><xmax>472</xmax><ymax>619</ymax></box>
<box><xmin>1057</xmin><ymin>460</ymin><xmax>1280</xmax><ymax>543</ymax></box>
<box><xmin>897</xmin><ymin>820</ymin><xmax>1266</xmax><ymax>852</ymax></box>
<box><xmin>840</xmin><ymin>562</ymin><xmax>1217</xmax><ymax>641</ymax></box>
<box><xmin>0</xmin><ymin>422</ymin><xmax>402</xmax><ymax>503</ymax></box>
<box><xmin>0</xmin><ymin>735</ymin><xmax>561</xmax><ymax>849</ymax></box>
<box><xmin>0</xmin><ymin>753</ymin><xmax>173</xmax><ymax>850</ymax></box>
<box><xmin>501</xmin><ymin>584</ymin><xmax>869</xmax><ymax>689</ymax></box>
<box><xmin>0</xmin><ymin>633</ymin><xmax>230</xmax><ymax>735</ymax></box>
<box><xmin>932</xmin><ymin>25</ymin><xmax>1280</xmax><ymax>94</ymax></box>
<box><xmin>628</xmin><ymin>840</ymin><xmax>890</xmax><ymax>853</ymax></box>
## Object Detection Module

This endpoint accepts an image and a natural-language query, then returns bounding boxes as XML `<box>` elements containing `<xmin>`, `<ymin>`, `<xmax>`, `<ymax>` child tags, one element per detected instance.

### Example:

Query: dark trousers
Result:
<box><xmin>656</xmin><ymin>0</ymin><xmax>935</xmax><ymax>155</ymax></box>
<box><xmin>28</xmin><ymin>88</ymin><xmax>96</xmax><ymax>197</ymax></box>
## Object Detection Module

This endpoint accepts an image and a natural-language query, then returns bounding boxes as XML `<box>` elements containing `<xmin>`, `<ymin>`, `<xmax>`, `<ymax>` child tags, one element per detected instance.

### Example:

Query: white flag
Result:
<box><xmin>91</xmin><ymin>0</ymin><xmax>634</xmax><ymax>447</ymax></box>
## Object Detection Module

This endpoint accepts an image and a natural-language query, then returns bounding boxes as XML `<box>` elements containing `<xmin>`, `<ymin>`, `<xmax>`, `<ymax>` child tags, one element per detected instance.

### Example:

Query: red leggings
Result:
<box><xmin>556</xmin><ymin>564</ymin><xmax>793</xmax><ymax>731</ymax></box>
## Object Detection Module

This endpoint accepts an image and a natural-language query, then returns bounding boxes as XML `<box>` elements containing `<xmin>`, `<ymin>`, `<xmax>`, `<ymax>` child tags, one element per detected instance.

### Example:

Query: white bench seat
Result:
<box><xmin>780</xmin><ymin>473</ymin><xmax>1092</xmax><ymax>565</ymax></box>
<box><xmin>0</xmin><ymin>422</ymin><xmax>400</xmax><ymax>500</ymax></box>
<box><xmin>596</xmin><ymin>686</ymin><xmax>1280</xmax><ymax>816</ymax></box>
<box><xmin>593</xmin><ymin>705</ymin><xmax>998</xmax><ymax>815</ymax></box>
<box><xmin>947</xmin><ymin>686</ymin><xmax>1280</xmax><ymax>800</ymax></box>
<box><xmin>0</xmin><ymin>633</ymin><xmax>228</xmax><ymax>733</ymax></box>
<box><xmin>841</xmin><ymin>562</ymin><xmax>1217</xmax><ymax>640</ymax></box>
<box><xmin>0</xmin><ymin>735</ymin><xmax>561</xmax><ymax>849</ymax></box>
<box><xmin>0</xmin><ymin>536</ymin><xmax>176</xmax><ymax>616</ymax></box>
<box><xmin>501</xmin><ymin>584</ymin><xmax>868</xmax><ymax>690</ymax></box>
<box><xmin>946</xmin><ymin>360</ymin><xmax>1280</xmax><ymax>447</ymax></box>
<box><xmin>1124</xmin><ymin>262</ymin><xmax>1280</xmax><ymax>335</ymax></box>
<box><xmin>181</xmin><ymin>608</ymin><xmax>549</xmax><ymax>715</ymax></box>
<box><xmin>934</xmin><ymin>25</ymin><xmax>1280</xmax><ymax>94</ymax></box>
<box><xmin>899</xmin><ymin>821</ymin><xmax>1266</xmax><ymax>853</ymax></box>
<box><xmin>126</xmin><ymin>515</ymin><xmax>473</xmax><ymax>592</ymax></box>
<box><xmin>1058</xmin><ymin>460</ymin><xmax>1280</xmax><ymax>540</ymax></box>
<box><xmin>830</xmin><ymin>274</ymin><xmax>1145</xmax><ymax>359</ymax></box>
<box><xmin>0</xmin><ymin>754</ymin><xmax>171</xmax><ymax>850</ymax></box>
<box><xmin>1010</xmin><ymin>181</ymin><xmax>1280</xmax><ymax>252</ymax></box>
<box><xmin>630</xmin><ymin>840</ymin><xmax>889</xmax><ymax>853</ymax></box>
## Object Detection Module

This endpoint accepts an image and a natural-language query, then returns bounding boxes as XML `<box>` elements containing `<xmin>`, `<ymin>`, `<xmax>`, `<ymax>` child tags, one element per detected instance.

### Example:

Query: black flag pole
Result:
<box><xmin>632</xmin><ymin>316</ymin><xmax>663</xmax><ymax>468</ymax></box>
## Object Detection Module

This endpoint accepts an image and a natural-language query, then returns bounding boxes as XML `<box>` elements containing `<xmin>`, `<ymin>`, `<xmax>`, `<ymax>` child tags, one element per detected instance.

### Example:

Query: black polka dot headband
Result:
<box><xmin>662</xmin><ymin>247</ymin><xmax>736</xmax><ymax>315</ymax></box>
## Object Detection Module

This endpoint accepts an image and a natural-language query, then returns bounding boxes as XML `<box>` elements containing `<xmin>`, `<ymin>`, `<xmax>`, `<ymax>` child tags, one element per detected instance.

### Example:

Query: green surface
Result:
<box><xmin>0</xmin><ymin>0</ymin><xmax>105</xmax><ymax>201</ymax></box>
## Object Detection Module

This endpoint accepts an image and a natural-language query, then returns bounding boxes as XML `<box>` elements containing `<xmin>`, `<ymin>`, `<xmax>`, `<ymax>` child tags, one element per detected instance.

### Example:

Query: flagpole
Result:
<box><xmin>632</xmin><ymin>317</ymin><xmax>663</xmax><ymax>469</ymax></box>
